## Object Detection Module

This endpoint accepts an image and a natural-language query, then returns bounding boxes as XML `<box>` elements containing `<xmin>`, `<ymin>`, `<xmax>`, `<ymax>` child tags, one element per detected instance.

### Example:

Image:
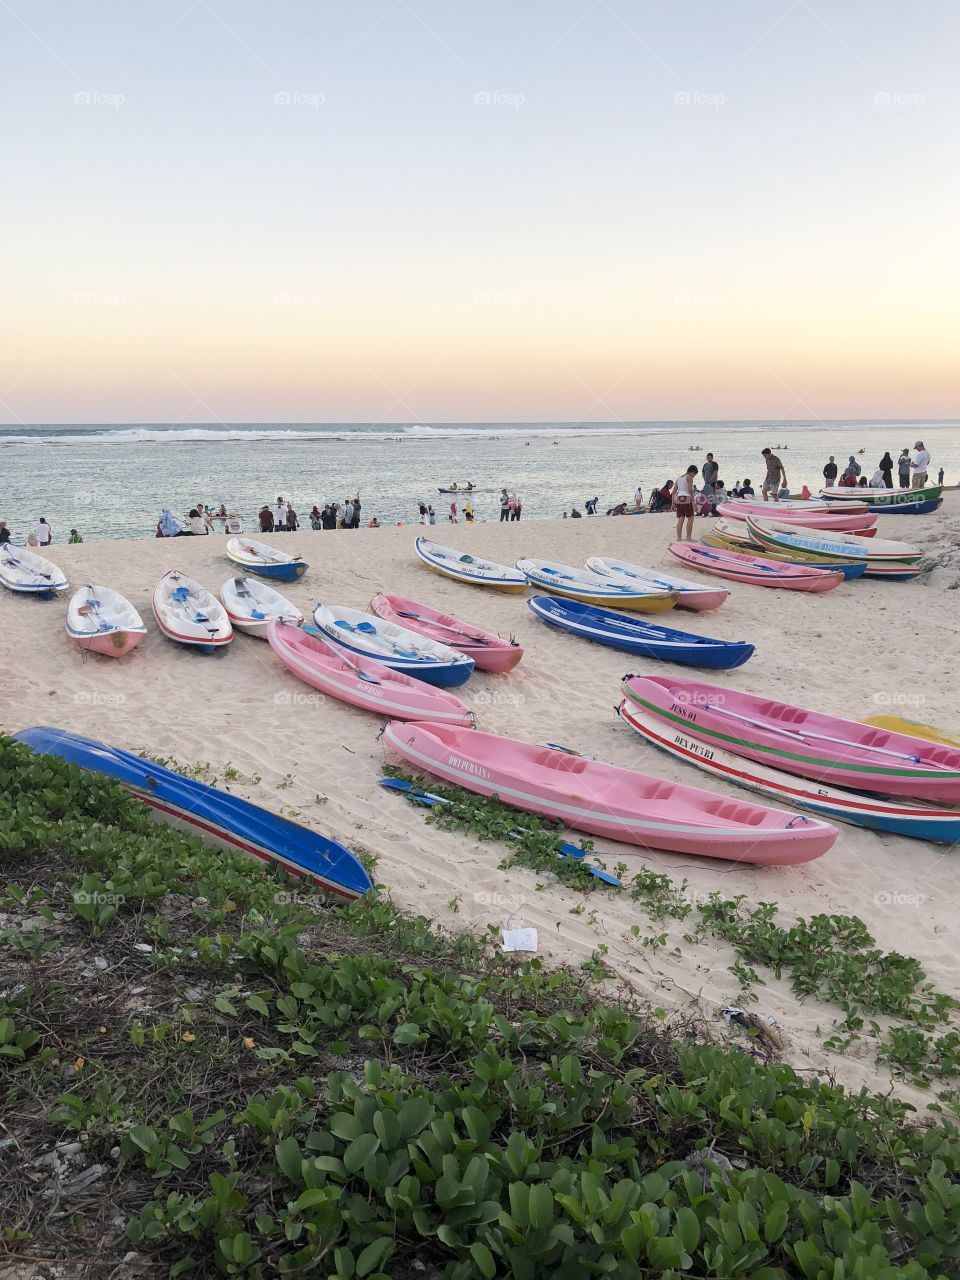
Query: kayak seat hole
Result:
<box><xmin>698</xmin><ymin>796</ymin><xmax>765</xmax><ymax>825</ymax></box>
<box><xmin>760</xmin><ymin>703</ymin><xmax>806</xmax><ymax>726</ymax></box>
<box><xmin>535</xmin><ymin>750</ymin><xmax>589</xmax><ymax>774</ymax></box>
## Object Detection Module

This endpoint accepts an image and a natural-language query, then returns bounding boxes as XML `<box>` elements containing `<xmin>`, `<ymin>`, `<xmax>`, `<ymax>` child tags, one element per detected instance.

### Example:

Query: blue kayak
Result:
<box><xmin>527</xmin><ymin>596</ymin><xmax>754</xmax><ymax>669</ymax></box>
<box><xmin>14</xmin><ymin>727</ymin><xmax>372</xmax><ymax>901</ymax></box>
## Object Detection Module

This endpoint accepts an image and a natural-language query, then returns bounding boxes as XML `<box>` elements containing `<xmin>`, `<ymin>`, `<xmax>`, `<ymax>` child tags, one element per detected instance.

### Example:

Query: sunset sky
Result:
<box><xmin>2</xmin><ymin>0</ymin><xmax>958</xmax><ymax>424</ymax></box>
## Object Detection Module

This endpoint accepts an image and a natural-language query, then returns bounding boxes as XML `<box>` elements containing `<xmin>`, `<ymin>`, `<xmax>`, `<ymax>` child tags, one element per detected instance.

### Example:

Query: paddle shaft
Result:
<box><xmin>706</xmin><ymin>702</ymin><xmax>928</xmax><ymax>766</ymax></box>
<box><xmin>396</xmin><ymin>609</ymin><xmax>490</xmax><ymax>645</ymax></box>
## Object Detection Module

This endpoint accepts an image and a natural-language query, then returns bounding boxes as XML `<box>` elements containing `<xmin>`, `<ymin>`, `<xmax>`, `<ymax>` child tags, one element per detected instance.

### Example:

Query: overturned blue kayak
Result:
<box><xmin>527</xmin><ymin>596</ymin><xmax>754</xmax><ymax>669</ymax></box>
<box><xmin>14</xmin><ymin>727</ymin><xmax>372</xmax><ymax>901</ymax></box>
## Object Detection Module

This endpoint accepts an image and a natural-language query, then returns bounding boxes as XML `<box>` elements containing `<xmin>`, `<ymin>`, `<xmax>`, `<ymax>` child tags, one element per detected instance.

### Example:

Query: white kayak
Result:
<box><xmin>225</xmin><ymin>537</ymin><xmax>308</xmax><ymax>583</ymax></box>
<box><xmin>0</xmin><ymin>544</ymin><xmax>69</xmax><ymax>596</ymax></box>
<box><xmin>585</xmin><ymin>557</ymin><xmax>729</xmax><ymax>611</ymax></box>
<box><xmin>65</xmin><ymin>585</ymin><xmax>147</xmax><ymax>657</ymax></box>
<box><xmin>312</xmin><ymin>604</ymin><xmax>474</xmax><ymax>688</ymax></box>
<box><xmin>153</xmin><ymin>570</ymin><xmax>233</xmax><ymax>652</ymax></box>
<box><xmin>220</xmin><ymin>576</ymin><xmax>303</xmax><ymax>638</ymax></box>
<box><xmin>414</xmin><ymin>537</ymin><xmax>527</xmax><ymax>592</ymax></box>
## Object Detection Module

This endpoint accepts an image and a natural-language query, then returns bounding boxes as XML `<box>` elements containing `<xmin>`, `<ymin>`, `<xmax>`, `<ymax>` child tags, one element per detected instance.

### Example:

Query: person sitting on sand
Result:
<box><xmin>740</xmin><ymin>478</ymin><xmax>755</xmax><ymax>496</ymax></box>
<box><xmin>857</xmin><ymin>476</ymin><xmax>869</xmax><ymax>487</ymax></box>
<box><xmin>68</xmin><ymin>528</ymin><xmax>83</xmax><ymax>543</ymax></box>
<box><xmin>0</xmin><ymin>520</ymin><xmax>10</xmax><ymax>545</ymax></box>
<box><xmin>673</xmin><ymin>466</ymin><xmax>698</xmax><ymax>539</ymax></box>
<box><xmin>846</xmin><ymin>455</ymin><xmax>862</xmax><ymax>478</ymax></box>
<box><xmin>647</xmin><ymin>481</ymin><xmax>673</xmax><ymax>514</ymax></box>
<box><xmin>464</xmin><ymin>499</ymin><xmax>474</xmax><ymax>523</ymax></box>
<box><xmin>159</xmin><ymin>508</ymin><xmax>186</xmax><ymax>537</ymax></box>
<box><xmin>26</xmin><ymin>532</ymin><xmax>39</xmax><ymax>546</ymax></box>
<box><xmin>187</xmin><ymin>508</ymin><xmax>207</xmax><ymax>536</ymax></box>
<box><xmin>570</xmin><ymin>507</ymin><xmax>582</xmax><ymax>518</ymax></box>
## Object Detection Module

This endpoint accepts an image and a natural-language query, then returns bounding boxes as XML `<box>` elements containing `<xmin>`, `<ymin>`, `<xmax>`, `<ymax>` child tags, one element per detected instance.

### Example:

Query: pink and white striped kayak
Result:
<box><xmin>668</xmin><ymin>543</ymin><xmax>844</xmax><ymax>592</ymax></box>
<box><xmin>623</xmin><ymin>674</ymin><xmax>960</xmax><ymax>803</ymax></box>
<box><xmin>716</xmin><ymin>501</ymin><xmax>877</xmax><ymax>533</ymax></box>
<box><xmin>381</xmin><ymin>720</ymin><xmax>837</xmax><ymax>863</ymax></box>
<box><xmin>267</xmin><ymin>621</ymin><xmax>474</xmax><ymax>726</ymax></box>
<box><xmin>369</xmin><ymin>593</ymin><xmax>523</xmax><ymax>672</ymax></box>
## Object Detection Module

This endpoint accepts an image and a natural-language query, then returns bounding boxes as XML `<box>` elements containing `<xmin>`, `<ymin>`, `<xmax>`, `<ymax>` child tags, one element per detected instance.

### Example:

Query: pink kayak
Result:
<box><xmin>668</xmin><ymin>543</ymin><xmax>844</xmax><ymax>592</ymax></box>
<box><xmin>267</xmin><ymin>621</ymin><xmax>474</xmax><ymax>726</ymax></box>
<box><xmin>716</xmin><ymin>501</ymin><xmax>876</xmax><ymax>533</ymax></box>
<box><xmin>381</xmin><ymin>720</ymin><xmax>836</xmax><ymax>864</ymax></box>
<box><xmin>623</xmin><ymin>674</ymin><xmax>960</xmax><ymax>803</ymax></box>
<box><xmin>369</xmin><ymin>592</ymin><xmax>523</xmax><ymax>673</ymax></box>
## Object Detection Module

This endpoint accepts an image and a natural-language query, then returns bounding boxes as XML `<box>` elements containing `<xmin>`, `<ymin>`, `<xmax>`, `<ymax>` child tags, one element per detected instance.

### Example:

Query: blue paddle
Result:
<box><xmin>378</xmin><ymin>779</ymin><xmax>620</xmax><ymax>886</ymax></box>
<box><xmin>334</xmin><ymin>618</ymin><xmax>419</xmax><ymax>659</ymax></box>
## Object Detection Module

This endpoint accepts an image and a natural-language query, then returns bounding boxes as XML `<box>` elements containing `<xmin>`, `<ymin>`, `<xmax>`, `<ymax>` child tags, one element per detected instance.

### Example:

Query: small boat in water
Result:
<box><xmin>153</xmin><ymin>570</ymin><xmax>233</xmax><ymax>652</ymax></box>
<box><xmin>0</xmin><ymin>545</ymin><xmax>69</xmax><ymax>597</ymax></box>
<box><xmin>226</xmin><ymin>537</ymin><xmax>308</xmax><ymax>583</ymax></box>
<box><xmin>66</xmin><ymin>585</ymin><xmax>147</xmax><ymax>656</ymax></box>
<box><xmin>527</xmin><ymin>595</ymin><xmax>753</xmax><ymax>668</ymax></box>
<box><xmin>14</xmin><ymin>726</ymin><xmax>372</xmax><ymax>900</ymax></box>
<box><xmin>667</xmin><ymin>543</ymin><xmax>843</xmax><ymax>592</ymax></box>
<box><xmin>414</xmin><ymin>537</ymin><xmax>527</xmax><ymax>592</ymax></box>
<box><xmin>312</xmin><ymin>604</ymin><xmax>474</xmax><ymax>687</ymax></box>
<box><xmin>585</xmin><ymin>557</ymin><xmax>728</xmax><ymax>611</ymax></box>
<box><xmin>382</xmin><ymin>720</ymin><xmax>836</xmax><ymax>863</ymax></box>
<box><xmin>622</xmin><ymin>674</ymin><xmax>960</xmax><ymax>803</ymax></box>
<box><xmin>516</xmin><ymin>559</ymin><xmax>676</xmax><ymax>612</ymax></box>
<box><xmin>269</xmin><ymin>620</ymin><xmax>474</xmax><ymax>724</ymax></box>
<box><xmin>370</xmin><ymin>592</ymin><xmax>523</xmax><ymax>672</ymax></box>
<box><xmin>220</xmin><ymin>576</ymin><xmax>303</xmax><ymax>638</ymax></box>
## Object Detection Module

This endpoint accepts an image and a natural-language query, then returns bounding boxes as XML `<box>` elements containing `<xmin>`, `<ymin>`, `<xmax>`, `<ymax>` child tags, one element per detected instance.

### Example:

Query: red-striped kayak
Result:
<box><xmin>267</xmin><ymin>621</ymin><xmax>474</xmax><ymax>725</ymax></box>
<box><xmin>667</xmin><ymin>543</ymin><xmax>843</xmax><ymax>591</ymax></box>
<box><xmin>369</xmin><ymin>593</ymin><xmax>522</xmax><ymax>672</ymax></box>
<box><xmin>716</xmin><ymin>501</ymin><xmax>876</xmax><ymax>533</ymax></box>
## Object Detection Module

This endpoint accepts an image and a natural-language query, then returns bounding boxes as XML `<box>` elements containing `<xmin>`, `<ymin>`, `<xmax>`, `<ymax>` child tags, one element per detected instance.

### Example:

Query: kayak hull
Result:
<box><xmin>517</xmin><ymin>559</ymin><xmax>676</xmax><ymax>612</ymax></box>
<box><xmin>414</xmin><ymin>537</ymin><xmax>527</xmax><ymax>592</ymax></box>
<box><xmin>268</xmin><ymin>621</ymin><xmax>475</xmax><ymax>725</ymax></box>
<box><xmin>153</xmin><ymin>570</ymin><xmax>233</xmax><ymax>652</ymax></box>
<box><xmin>226</xmin><ymin>537</ymin><xmax>308</xmax><ymax>582</ymax></box>
<box><xmin>668</xmin><ymin>543</ymin><xmax>843</xmax><ymax>591</ymax></box>
<box><xmin>619</xmin><ymin>700</ymin><xmax>960</xmax><ymax>845</ymax></box>
<box><xmin>369</xmin><ymin>593</ymin><xmax>522</xmax><ymax>672</ymax></box>
<box><xmin>716</xmin><ymin>501</ymin><xmax>877</xmax><ymax>532</ymax></box>
<box><xmin>382</xmin><ymin>720</ymin><xmax>835</xmax><ymax>863</ymax></box>
<box><xmin>313</xmin><ymin>604</ymin><xmax>474</xmax><ymax>688</ymax></box>
<box><xmin>527</xmin><ymin>596</ymin><xmax>754</xmax><ymax>668</ymax></box>
<box><xmin>701</xmin><ymin>532</ymin><xmax>867</xmax><ymax>580</ymax></box>
<box><xmin>585</xmin><ymin>557</ymin><xmax>729</xmax><ymax>611</ymax></box>
<box><xmin>622</xmin><ymin>674</ymin><xmax>960</xmax><ymax>802</ymax></box>
<box><xmin>13</xmin><ymin>727</ymin><xmax>372</xmax><ymax>900</ymax></box>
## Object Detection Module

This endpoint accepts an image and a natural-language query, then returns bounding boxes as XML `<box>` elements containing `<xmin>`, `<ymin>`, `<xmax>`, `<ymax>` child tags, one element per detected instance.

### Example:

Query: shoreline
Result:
<box><xmin>2</xmin><ymin>499</ymin><xmax>959</xmax><ymax>1102</ymax></box>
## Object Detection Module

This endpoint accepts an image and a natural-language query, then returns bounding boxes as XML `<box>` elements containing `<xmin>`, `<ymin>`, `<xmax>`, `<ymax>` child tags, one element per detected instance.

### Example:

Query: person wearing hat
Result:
<box><xmin>910</xmin><ymin>441</ymin><xmax>931</xmax><ymax>489</ymax></box>
<box><xmin>68</xmin><ymin>528</ymin><xmax>83</xmax><ymax>543</ymax></box>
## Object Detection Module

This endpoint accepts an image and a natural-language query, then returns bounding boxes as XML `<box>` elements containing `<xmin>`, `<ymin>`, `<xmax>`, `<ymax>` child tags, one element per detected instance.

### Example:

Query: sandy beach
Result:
<box><xmin>2</xmin><ymin>503</ymin><xmax>958</xmax><ymax>1102</ymax></box>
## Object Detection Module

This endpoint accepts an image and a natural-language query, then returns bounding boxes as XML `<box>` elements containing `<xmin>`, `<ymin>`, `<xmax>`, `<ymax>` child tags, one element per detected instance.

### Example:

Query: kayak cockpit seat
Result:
<box><xmin>697</xmin><ymin>796</ymin><xmax>766</xmax><ymax>826</ymax></box>
<box><xmin>760</xmin><ymin>702</ymin><xmax>806</xmax><ymax>726</ymax></box>
<box><xmin>534</xmin><ymin>750</ymin><xmax>589</xmax><ymax>774</ymax></box>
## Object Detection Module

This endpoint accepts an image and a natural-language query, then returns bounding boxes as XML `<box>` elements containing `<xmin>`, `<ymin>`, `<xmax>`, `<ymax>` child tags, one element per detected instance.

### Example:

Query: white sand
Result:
<box><xmin>2</xmin><ymin>501</ymin><xmax>958</xmax><ymax>1101</ymax></box>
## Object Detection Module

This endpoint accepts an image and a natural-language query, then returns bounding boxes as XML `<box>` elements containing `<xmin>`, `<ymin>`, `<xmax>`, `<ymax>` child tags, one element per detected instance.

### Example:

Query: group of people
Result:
<box><xmin>499</xmin><ymin>490</ymin><xmax>523</xmax><ymax>521</ymax></box>
<box><xmin>0</xmin><ymin>517</ymin><xmax>82</xmax><ymax>546</ymax></box>
<box><xmin>261</xmin><ymin>497</ymin><xmax>377</xmax><ymax>531</ymax></box>
<box><xmin>822</xmin><ymin>443</ymin><xmax>940</xmax><ymax>490</ymax></box>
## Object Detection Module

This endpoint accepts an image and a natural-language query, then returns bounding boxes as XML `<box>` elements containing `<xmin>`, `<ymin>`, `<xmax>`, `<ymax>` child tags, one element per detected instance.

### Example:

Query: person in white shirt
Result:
<box><xmin>910</xmin><ymin>441</ymin><xmax>931</xmax><ymax>489</ymax></box>
<box><xmin>672</xmin><ymin>465</ymin><xmax>698</xmax><ymax>540</ymax></box>
<box><xmin>273</xmin><ymin>496</ymin><xmax>288</xmax><ymax>530</ymax></box>
<box><xmin>342</xmin><ymin>501</ymin><xmax>354</xmax><ymax>527</ymax></box>
<box><xmin>187</xmin><ymin>509</ymin><xmax>207</xmax><ymax>536</ymax></box>
<box><xmin>36</xmin><ymin>518</ymin><xmax>52</xmax><ymax>545</ymax></box>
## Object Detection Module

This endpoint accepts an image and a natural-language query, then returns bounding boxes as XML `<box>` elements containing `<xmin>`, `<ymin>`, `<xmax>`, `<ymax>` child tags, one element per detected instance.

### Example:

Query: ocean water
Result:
<box><xmin>0</xmin><ymin>420</ymin><xmax>954</xmax><ymax>541</ymax></box>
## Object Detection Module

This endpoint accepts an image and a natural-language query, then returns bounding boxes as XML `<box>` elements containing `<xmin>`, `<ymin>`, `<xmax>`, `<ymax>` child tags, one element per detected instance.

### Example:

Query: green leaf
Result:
<box><xmin>470</xmin><ymin>1241</ymin><xmax>497</xmax><ymax>1279</ymax></box>
<box><xmin>392</xmin><ymin>1022</ymin><xmax>423</xmax><ymax>1045</ymax></box>
<box><xmin>763</xmin><ymin>1200</ymin><xmax>789</xmax><ymax>1244</ymax></box>
<box><xmin>274</xmin><ymin>1136</ymin><xmax>302</xmax><ymax>1184</ymax></box>
<box><xmin>343</xmin><ymin>1133</ymin><xmax>380</xmax><ymax>1174</ymax></box>
<box><xmin>398</xmin><ymin>1096</ymin><xmax>434</xmax><ymax>1138</ymax></box>
<box><xmin>675</xmin><ymin>1207</ymin><xmax>700</xmax><ymax>1252</ymax></box>
<box><xmin>528</xmin><ymin>1184</ymin><xmax>554</xmax><ymax>1230</ymax></box>
<box><xmin>294</xmin><ymin>1187</ymin><xmax>333</xmax><ymax>1212</ymax></box>
<box><xmin>356</xmin><ymin>1237</ymin><xmax>392</xmax><ymax>1277</ymax></box>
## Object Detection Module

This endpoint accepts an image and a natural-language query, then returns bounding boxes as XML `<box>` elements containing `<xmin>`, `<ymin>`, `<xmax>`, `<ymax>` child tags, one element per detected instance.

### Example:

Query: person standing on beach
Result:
<box><xmin>701</xmin><ymin>453</ymin><xmax>718</xmax><ymax>495</ymax></box>
<box><xmin>351</xmin><ymin>495</ymin><xmax>362</xmax><ymax>528</ymax></box>
<box><xmin>938</xmin><ymin>467</ymin><xmax>945</xmax><ymax>485</ymax></box>
<box><xmin>910</xmin><ymin>441</ymin><xmax>931</xmax><ymax>488</ymax></box>
<box><xmin>286</xmin><ymin>505</ymin><xmax>298</xmax><ymax>532</ymax></box>
<box><xmin>259</xmin><ymin>505</ymin><xmax>273</xmax><ymax>532</ymax></box>
<box><xmin>342</xmin><ymin>499</ymin><xmax>354</xmax><ymax>528</ymax></box>
<box><xmin>428</xmin><ymin>505</ymin><xmax>436</xmax><ymax>525</ymax></box>
<box><xmin>499</xmin><ymin>489</ymin><xmax>510</xmax><ymax>521</ymax></box>
<box><xmin>822</xmin><ymin>455</ymin><xmax>838</xmax><ymax>485</ymax></box>
<box><xmin>879</xmin><ymin>452</ymin><xmax>894</xmax><ymax>489</ymax></box>
<box><xmin>511</xmin><ymin>493</ymin><xmax>522</xmax><ymax>521</ymax></box>
<box><xmin>897</xmin><ymin>449</ymin><xmax>911</xmax><ymax>487</ymax></box>
<box><xmin>273</xmin><ymin>496</ymin><xmax>287</xmax><ymax>530</ymax></box>
<box><xmin>36</xmin><ymin>517</ymin><xmax>52</xmax><ymax>545</ymax></box>
<box><xmin>449</xmin><ymin>501</ymin><xmax>458</xmax><ymax>523</ymax></box>
<box><xmin>760</xmin><ymin>448</ymin><xmax>786</xmax><ymax>502</ymax></box>
<box><xmin>673</xmin><ymin>466</ymin><xmax>697</xmax><ymax>539</ymax></box>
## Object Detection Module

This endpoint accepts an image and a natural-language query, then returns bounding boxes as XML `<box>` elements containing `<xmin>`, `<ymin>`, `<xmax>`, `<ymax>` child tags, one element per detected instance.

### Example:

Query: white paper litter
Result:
<box><xmin>501</xmin><ymin>928</ymin><xmax>538</xmax><ymax>953</ymax></box>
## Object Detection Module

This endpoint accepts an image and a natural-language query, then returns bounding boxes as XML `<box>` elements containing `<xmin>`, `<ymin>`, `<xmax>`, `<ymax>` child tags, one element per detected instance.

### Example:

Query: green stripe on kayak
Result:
<box><xmin>621</xmin><ymin>686</ymin><xmax>956</xmax><ymax>780</ymax></box>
